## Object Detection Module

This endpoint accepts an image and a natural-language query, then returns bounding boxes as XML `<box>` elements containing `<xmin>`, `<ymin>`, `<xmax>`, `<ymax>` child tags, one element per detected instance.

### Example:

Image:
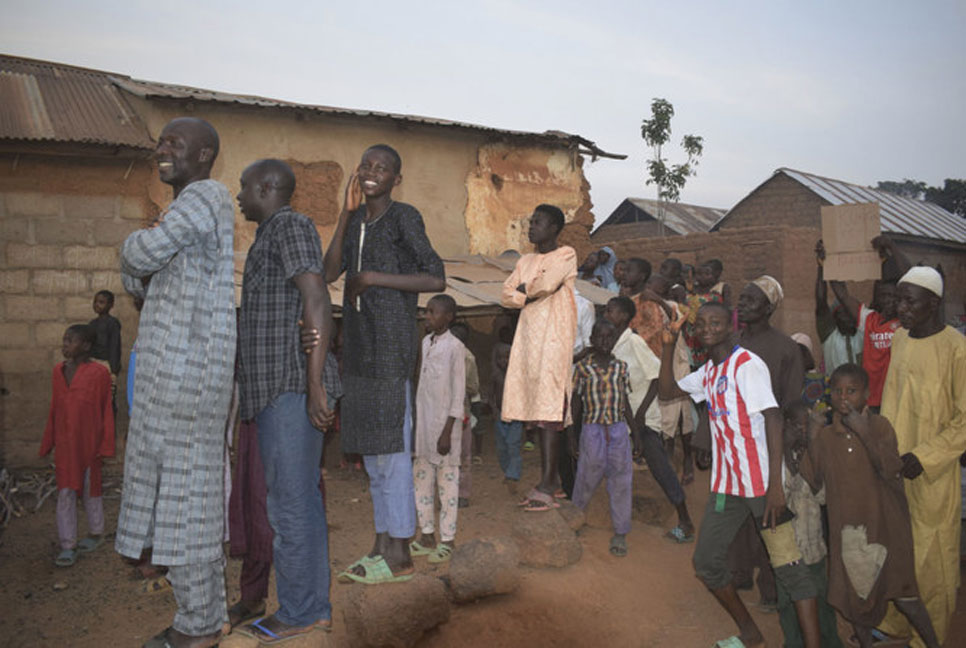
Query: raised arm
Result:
<box><xmin>658</xmin><ymin>328</ymin><xmax>689</xmax><ymax>401</ymax></box>
<box><xmin>323</xmin><ymin>173</ymin><xmax>361</xmax><ymax>283</ymax></box>
<box><xmin>872</xmin><ymin>235</ymin><xmax>912</xmax><ymax>278</ymax></box>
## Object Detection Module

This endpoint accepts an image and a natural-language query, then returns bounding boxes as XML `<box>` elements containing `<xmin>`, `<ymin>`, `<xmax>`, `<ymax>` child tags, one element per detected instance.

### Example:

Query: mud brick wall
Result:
<box><xmin>605</xmin><ymin>225</ymin><xmax>850</xmax><ymax>361</ymax></box>
<box><xmin>0</xmin><ymin>155</ymin><xmax>155</xmax><ymax>467</ymax></box>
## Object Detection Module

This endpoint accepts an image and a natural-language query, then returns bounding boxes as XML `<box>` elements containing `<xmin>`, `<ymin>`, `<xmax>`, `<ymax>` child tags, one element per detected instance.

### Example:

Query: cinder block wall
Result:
<box><xmin>0</xmin><ymin>154</ymin><xmax>154</xmax><ymax>467</ymax></box>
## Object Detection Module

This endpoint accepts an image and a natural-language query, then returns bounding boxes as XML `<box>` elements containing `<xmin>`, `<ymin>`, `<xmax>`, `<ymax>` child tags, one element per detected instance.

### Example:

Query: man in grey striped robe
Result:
<box><xmin>116</xmin><ymin>118</ymin><xmax>236</xmax><ymax>648</ymax></box>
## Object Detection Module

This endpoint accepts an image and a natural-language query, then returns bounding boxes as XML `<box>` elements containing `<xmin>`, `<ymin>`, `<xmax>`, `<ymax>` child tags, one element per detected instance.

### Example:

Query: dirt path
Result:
<box><xmin>2</xmin><ymin>437</ymin><xmax>964</xmax><ymax>647</ymax></box>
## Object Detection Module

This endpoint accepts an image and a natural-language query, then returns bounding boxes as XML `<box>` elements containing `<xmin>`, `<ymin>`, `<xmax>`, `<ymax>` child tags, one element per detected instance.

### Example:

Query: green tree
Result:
<box><xmin>641</xmin><ymin>98</ymin><xmax>704</xmax><ymax>235</ymax></box>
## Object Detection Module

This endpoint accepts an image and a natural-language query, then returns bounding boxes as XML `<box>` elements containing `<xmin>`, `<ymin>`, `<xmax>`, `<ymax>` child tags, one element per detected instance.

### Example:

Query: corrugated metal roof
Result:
<box><xmin>625</xmin><ymin>198</ymin><xmax>725</xmax><ymax>233</ymax></box>
<box><xmin>778</xmin><ymin>168</ymin><xmax>965</xmax><ymax>243</ymax></box>
<box><xmin>0</xmin><ymin>55</ymin><xmax>155</xmax><ymax>149</ymax></box>
<box><xmin>592</xmin><ymin>197</ymin><xmax>725</xmax><ymax>238</ymax></box>
<box><xmin>716</xmin><ymin>167</ymin><xmax>965</xmax><ymax>244</ymax></box>
<box><xmin>111</xmin><ymin>77</ymin><xmax>625</xmax><ymax>159</ymax></box>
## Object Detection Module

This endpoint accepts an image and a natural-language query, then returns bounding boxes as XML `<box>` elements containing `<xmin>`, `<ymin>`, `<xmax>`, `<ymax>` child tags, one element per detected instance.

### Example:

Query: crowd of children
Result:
<box><xmin>36</xmin><ymin>128</ymin><xmax>964</xmax><ymax>648</ymax></box>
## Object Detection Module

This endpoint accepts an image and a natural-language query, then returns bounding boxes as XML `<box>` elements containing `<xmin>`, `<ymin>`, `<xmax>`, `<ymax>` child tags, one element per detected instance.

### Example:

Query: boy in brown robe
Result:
<box><xmin>800</xmin><ymin>363</ymin><xmax>939</xmax><ymax>648</ymax></box>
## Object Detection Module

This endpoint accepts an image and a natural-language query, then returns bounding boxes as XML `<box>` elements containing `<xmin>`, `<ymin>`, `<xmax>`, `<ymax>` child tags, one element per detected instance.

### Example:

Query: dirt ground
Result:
<box><xmin>2</xmin><ymin>435</ymin><xmax>965</xmax><ymax>648</ymax></box>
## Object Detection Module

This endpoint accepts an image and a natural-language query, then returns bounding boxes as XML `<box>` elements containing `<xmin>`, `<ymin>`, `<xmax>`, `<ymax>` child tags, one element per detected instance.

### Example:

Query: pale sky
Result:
<box><xmin>3</xmin><ymin>0</ymin><xmax>964</xmax><ymax>226</ymax></box>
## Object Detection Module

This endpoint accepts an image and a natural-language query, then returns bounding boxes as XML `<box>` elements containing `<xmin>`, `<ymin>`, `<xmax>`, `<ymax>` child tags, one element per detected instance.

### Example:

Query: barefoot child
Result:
<box><xmin>40</xmin><ymin>324</ymin><xmax>115</xmax><ymax>567</ymax></box>
<box><xmin>89</xmin><ymin>289</ymin><xmax>121</xmax><ymax>417</ymax></box>
<box><xmin>604</xmin><ymin>296</ymin><xmax>694</xmax><ymax>542</ymax></box>
<box><xmin>411</xmin><ymin>295</ymin><xmax>466</xmax><ymax>564</ymax></box>
<box><xmin>501</xmin><ymin>204</ymin><xmax>577</xmax><ymax>511</ymax></box>
<box><xmin>659</xmin><ymin>302</ymin><xmax>823</xmax><ymax>648</ymax></box>
<box><xmin>800</xmin><ymin>364</ymin><xmax>940</xmax><ymax>648</ymax></box>
<box><xmin>570</xmin><ymin>318</ymin><xmax>635</xmax><ymax>556</ymax></box>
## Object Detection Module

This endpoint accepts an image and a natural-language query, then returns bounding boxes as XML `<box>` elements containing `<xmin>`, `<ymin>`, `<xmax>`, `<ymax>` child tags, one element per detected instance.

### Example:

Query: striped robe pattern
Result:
<box><xmin>115</xmin><ymin>179</ymin><xmax>236</xmax><ymax>566</ymax></box>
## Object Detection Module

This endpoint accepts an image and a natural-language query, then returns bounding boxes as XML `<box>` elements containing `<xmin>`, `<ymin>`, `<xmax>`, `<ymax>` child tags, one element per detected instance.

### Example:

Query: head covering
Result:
<box><xmin>750</xmin><ymin>275</ymin><xmax>784</xmax><ymax>309</ymax></box>
<box><xmin>898</xmin><ymin>266</ymin><xmax>943</xmax><ymax>298</ymax></box>
<box><xmin>790</xmin><ymin>332</ymin><xmax>814</xmax><ymax>355</ymax></box>
<box><xmin>594</xmin><ymin>246</ymin><xmax>618</xmax><ymax>291</ymax></box>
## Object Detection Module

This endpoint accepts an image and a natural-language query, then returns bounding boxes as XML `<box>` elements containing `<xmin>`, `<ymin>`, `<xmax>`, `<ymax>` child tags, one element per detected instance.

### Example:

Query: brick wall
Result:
<box><xmin>719</xmin><ymin>173</ymin><xmax>828</xmax><ymax>229</ymax></box>
<box><xmin>0</xmin><ymin>154</ymin><xmax>155</xmax><ymax>467</ymax></box>
<box><xmin>604</xmin><ymin>225</ymin><xmax>862</xmax><ymax>364</ymax></box>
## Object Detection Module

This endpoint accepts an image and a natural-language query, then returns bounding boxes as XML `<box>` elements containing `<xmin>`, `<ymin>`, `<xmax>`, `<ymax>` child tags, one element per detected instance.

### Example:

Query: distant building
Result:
<box><xmin>599</xmin><ymin>168</ymin><xmax>964</xmax><ymax>357</ymax></box>
<box><xmin>0</xmin><ymin>53</ymin><xmax>622</xmax><ymax>466</ymax></box>
<box><xmin>591</xmin><ymin>198</ymin><xmax>725</xmax><ymax>245</ymax></box>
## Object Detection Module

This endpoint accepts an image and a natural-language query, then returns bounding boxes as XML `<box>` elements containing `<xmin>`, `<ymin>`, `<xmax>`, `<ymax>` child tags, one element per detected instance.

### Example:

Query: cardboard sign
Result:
<box><xmin>821</xmin><ymin>203</ymin><xmax>882</xmax><ymax>281</ymax></box>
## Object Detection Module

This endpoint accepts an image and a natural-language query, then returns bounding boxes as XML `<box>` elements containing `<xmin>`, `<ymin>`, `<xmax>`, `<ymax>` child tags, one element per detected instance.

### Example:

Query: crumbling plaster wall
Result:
<box><xmin>464</xmin><ymin>143</ymin><xmax>593</xmax><ymax>258</ymax></box>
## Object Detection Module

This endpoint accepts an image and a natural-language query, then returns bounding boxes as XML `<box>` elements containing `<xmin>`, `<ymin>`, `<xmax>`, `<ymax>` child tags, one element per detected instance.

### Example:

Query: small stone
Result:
<box><xmin>52</xmin><ymin>582</ymin><xmax>68</xmax><ymax>591</ymax></box>
<box><xmin>343</xmin><ymin>573</ymin><xmax>449</xmax><ymax>647</ymax></box>
<box><xmin>511</xmin><ymin>509</ymin><xmax>582</xmax><ymax>568</ymax></box>
<box><xmin>448</xmin><ymin>537</ymin><xmax>520</xmax><ymax>603</ymax></box>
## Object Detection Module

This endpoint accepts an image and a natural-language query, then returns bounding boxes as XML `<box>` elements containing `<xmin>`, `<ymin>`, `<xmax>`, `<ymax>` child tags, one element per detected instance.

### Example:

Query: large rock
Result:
<box><xmin>447</xmin><ymin>536</ymin><xmax>520</xmax><ymax>603</ymax></box>
<box><xmin>343</xmin><ymin>573</ymin><xmax>449</xmax><ymax>648</ymax></box>
<box><xmin>555</xmin><ymin>500</ymin><xmax>586</xmax><ymax>531</ymax></box>
<box><xmin>632</xmin><ymin>493</ymin><xmax>674</xmax><ymax>527</ymax></box>
<box><xmin>511</xmin><ymin>509</ymin><xmax>582</xmax><ymax>568</ymax></box>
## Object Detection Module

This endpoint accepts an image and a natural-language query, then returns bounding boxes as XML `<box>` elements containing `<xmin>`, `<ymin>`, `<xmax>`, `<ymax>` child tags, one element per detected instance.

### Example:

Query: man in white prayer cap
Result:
<box><xmin>878</xmin><ymin>266</ymin><xmax>966</xmax><ymax>647</ymax></box>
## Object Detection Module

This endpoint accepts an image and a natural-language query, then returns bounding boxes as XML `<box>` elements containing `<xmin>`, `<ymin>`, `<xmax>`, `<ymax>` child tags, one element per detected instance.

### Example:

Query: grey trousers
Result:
<box><xmin>168</xmin><ymin>558</ymin><xmax>228</xmax><ymax>635</ymax></box>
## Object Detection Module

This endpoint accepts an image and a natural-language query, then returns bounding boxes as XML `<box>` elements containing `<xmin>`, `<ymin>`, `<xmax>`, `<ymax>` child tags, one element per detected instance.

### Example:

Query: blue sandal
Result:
<box><xmin>665</xmin><ymin>525</ymin><xmax>695</xmax><ymax>544</ymax></box>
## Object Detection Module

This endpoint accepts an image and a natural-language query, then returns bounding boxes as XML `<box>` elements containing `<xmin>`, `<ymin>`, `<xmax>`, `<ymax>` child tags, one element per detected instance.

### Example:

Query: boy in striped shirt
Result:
<box><xmin>659</xmin><ymin>301</ymin><xmax>822</xmax><ymax>648</ymax></box>
<box><xmin>569</xmin><ymin>318</ymin><xmax>635</xmax><ymax>557</ymax></box>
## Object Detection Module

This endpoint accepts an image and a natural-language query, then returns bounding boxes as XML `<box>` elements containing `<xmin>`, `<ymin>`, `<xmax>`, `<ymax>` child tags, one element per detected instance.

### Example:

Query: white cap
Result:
<box><xmin>898</xmin><ymin>266</ymin><xmax>943</xmax><ymax>298</ymax></box>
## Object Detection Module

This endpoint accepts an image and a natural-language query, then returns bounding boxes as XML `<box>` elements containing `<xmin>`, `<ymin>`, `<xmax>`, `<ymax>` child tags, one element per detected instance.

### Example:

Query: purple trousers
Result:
<box><xmin>228</xmin><ymin>422</ymin><xmax>273</xmax><ymax>601</ymax></box>
<box><xmin>571</xmin><ymin>422</ymin><xmax>632</xmax><ymax>535</ymax></box>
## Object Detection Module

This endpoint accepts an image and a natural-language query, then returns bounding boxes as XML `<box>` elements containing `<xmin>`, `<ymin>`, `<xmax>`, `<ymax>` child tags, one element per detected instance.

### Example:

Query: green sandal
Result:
<box><xmin>427</xmin><ymin>543</ymin><xmax>453</xmax><ymax>564</ymax></box>
<box><xmin>337</xmin><ymin>554</ymin><xmax>381</xmax><ymax>584</ymax></box>
<box><xmin>409</xmin><ymin>540</ymin><xmax>434</xmax><ymax>556</ymax></box>
<box><xmin>344</xmin><ymin>556</ymin><xmax>414</xmax><ymax>585</ymax></box>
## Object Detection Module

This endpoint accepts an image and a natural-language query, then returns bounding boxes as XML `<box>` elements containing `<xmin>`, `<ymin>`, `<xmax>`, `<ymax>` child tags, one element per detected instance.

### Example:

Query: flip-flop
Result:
<box><xmin>665</xmin><ymin>525</ymin><xmax>695</xmax><ymax>544</ymax></box>
<box><xmin>337</xmin><ymin>554</ymin><xmax>381</xmax><ymax>584</ymax></box>
<box><xmin>552</xmin><ymin>489</ymin><xmax>567</xmax><ymax>500</ymax></box>
<box><xmin>427</xmin><ymin>543</ymin><xmax>453</xmax><ymax>564</ymax></box>
<box><xmin>239</xmin><ymin>616</ymin><xmax>317</xmax><ymax>644</ymax></box>
<box><xmin>344</xmin><ymin>556</ymin><xmax>414</xmax><ymax>585</ymax></box>
<box><xmin>609</xmin><ymin>535</ymin><xmax>627</xmax><ymax>557</ymax></box>
<box><xmin>54</xmin><ymin>548</ymin><xmax>78</xmax><ymax>567</ymax></box>
<box><xmin>409</xmin><ymin>540</ymin><xmax>434</xmax><ymax>556</ymax></box>
<box><xmin>523</xmin><ymin>498</ymin><xmax>560</xmax><ymax>512</ymax></box>
<box><xmin>77</xmin><ymin>535</ymin><xmax>105</xmax><ymax>553</ymax></box>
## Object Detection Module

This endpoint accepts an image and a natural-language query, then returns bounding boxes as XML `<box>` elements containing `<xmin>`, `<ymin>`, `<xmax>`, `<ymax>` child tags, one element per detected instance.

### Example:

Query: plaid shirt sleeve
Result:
<box><xmin>121</xmin><ymin>182</ymin><xmax>220</xmax><ymax>277</ymax></box>
<box><xmin>277</xmin><ymin>212</ymin><xmax>324</xmax><ymax>279</ymax></box>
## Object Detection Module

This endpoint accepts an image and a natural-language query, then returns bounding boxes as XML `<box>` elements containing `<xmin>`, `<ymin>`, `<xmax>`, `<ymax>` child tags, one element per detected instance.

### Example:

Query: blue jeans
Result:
<box><xmin>640</xmin><ymin>425</ymin><xmax>685</xmax><ymax>506</ymax></box>
<box><xmin>494</xmin><ymin>419</ymin><xmax>522</xmax><ymax>481</ymax></box>
<box><xmin>256</xmin><ymin>392</ymin><xmax>330</xmax><ymax>626</ymax></box>
<box><xmin>363</xmin><ymin>381</ymin><xmax>416</xmax><ymax>539</ymax></box>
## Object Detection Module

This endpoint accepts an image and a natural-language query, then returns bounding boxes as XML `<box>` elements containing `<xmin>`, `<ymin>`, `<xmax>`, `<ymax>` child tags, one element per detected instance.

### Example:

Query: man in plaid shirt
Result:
<box><xmin>236</xmin><ymin>159</ymin><xmax>335</xmax><ymax>642</ymax></box>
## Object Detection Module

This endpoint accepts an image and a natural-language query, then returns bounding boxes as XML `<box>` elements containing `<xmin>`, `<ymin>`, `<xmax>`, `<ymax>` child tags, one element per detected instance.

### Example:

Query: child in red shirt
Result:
<box><xmin>40</xmin><ymin>324</ymin><xmax>115</xmax><ymax>567</ymax></box>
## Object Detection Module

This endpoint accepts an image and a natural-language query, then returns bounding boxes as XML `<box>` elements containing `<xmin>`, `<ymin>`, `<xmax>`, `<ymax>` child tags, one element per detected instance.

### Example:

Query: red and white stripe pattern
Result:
<box><xmin>682</xmin><ymin>346</ymin><xmax>777</xmax><ymax>497</ymax></box>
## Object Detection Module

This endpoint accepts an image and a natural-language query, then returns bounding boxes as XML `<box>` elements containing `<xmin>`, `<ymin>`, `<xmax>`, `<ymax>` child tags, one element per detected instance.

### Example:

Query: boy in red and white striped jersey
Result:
<box><xmin>659</xmin><ymin>301</ymin><xmax>822</xmax><ymax>648</ymax></box>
